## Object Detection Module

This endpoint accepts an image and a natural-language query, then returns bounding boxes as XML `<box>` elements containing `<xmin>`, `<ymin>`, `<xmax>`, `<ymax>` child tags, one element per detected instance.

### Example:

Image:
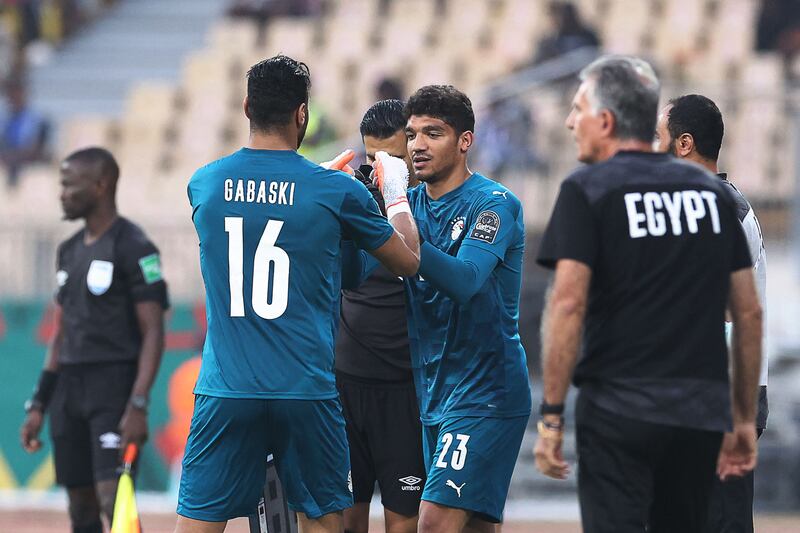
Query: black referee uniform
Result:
<box><xmin>51</xmin><ymin>216</ymin><xmax>169</xmax><ymax>487</ymax></box>
<box><xmin>537</xmin><ymin>151</ymin><xmax>753</xmax><ymax>532</ymax></box>
<box><xmin>335</xmin><ymin>263</ymin><xmax>426</xmax><ymax>516</ymax></box>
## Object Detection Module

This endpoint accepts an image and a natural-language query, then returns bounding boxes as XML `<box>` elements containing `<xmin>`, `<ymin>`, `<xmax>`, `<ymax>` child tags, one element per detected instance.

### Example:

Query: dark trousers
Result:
<box><xmin>576</xmin><ymin>392</ymin><xmax>723</xmax><ymax>533</ymax></box>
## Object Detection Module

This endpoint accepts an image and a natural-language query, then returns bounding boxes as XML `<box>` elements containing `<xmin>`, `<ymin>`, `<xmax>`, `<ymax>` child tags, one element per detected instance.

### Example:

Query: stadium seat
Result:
<box><xmin>602</xmin><ymin>0</ymin><xmax>650</xmax><ymax>56</ymax></box>
<box><xmin>209</xmin><ymin>19</ymin><xmax>259</xmax><ymax>56</ymax></box>
<box><xmin>59</xmin><ymin>116</ymin><xmax>114</xmax><ymax>156</ymax></box>
<box><xmin>261</xmin><ymin>19</ymin><xmax>314</xmax><ymax>59</ymax></box>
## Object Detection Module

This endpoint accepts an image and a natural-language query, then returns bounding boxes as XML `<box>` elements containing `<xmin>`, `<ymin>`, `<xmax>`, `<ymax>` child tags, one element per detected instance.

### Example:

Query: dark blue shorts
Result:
<box><xmin>177</xmin><ymin>395</ymin><xmax>352</xmax><ymax>522</ymax></box>
<box><xmin>421</xmin><ymin>415</ymin><xmax>529</xmax><ymax>523</ymax></box>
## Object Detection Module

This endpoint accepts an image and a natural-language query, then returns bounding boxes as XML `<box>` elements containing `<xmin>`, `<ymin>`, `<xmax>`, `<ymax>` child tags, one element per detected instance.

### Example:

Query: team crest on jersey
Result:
<box><xmin>469</xmin><ymin>211</ymin><xmax>500</xmax><ymax>244</ymax></box>
<box><xmin>451</xmin><ymin>216</ymin><xmax>465</xmax><ymax>240</ymax></box>
<box><xmin>86</xmin><ymin>260</ymin><xmax>114</xmax><ymax>295</ymax></box>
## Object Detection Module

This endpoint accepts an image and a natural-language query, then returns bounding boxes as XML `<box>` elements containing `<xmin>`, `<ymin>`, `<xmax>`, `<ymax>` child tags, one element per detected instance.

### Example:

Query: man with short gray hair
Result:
<box><xmin>533</xmin><ymin>56</ymin><xmax>763</xmax><ymax>532</ymax></box>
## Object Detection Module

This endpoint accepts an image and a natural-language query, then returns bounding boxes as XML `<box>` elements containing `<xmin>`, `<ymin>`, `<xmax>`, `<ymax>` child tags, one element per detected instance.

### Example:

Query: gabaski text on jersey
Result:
<box><xmin>224</xmin><ymin>178</ymin><xmax>296</xmax><ymax>206</ymax></box>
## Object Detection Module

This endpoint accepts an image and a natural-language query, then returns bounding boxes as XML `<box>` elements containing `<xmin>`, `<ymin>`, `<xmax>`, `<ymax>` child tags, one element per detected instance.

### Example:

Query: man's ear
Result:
<box><xmin>599</xmin><ymin>109</ymin><xmax>616</xmax><ymax>138</ymax></box>
<box><xmin>676</xmin><ymin>133</ymin><xmax>695</xmax><ymax>157</ymax></box>
<box><xmin>243</xmin><ymin>96</ymin><xmax>251</xmax><ymax>120</ymax></box>
<box><xmin>94</xmin><ymin>175</ymin><xmax>110</xmax><ymax>197</ymax></box>
<box><xmin>459</xmin><ymin>131</ymin><xmax>474</xmax><ymax>153</ymax></box>
<box><xmin>297</xmin><ymin>102</ymin><xmax>307</xmax><ymax>128</ymax></box>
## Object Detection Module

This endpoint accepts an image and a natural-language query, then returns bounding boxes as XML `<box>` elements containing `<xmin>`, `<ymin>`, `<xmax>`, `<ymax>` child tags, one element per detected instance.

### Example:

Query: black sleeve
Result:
<box><xmin>119</xmin><ymin>233</ymin><xmax>170</xmax><ymax>309</ymax></box>
<box><xmin>537</xmin><ymin>179</ymin><xmax>598</xmax><ymax>270</ymax></box>
<box><xmin>728</xmin><ymin>204</ymin><xmax>753</xmax><ymax>272</ymax></box>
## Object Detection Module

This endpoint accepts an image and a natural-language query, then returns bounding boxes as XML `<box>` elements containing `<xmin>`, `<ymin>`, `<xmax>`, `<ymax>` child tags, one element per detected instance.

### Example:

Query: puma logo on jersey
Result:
<box><xmin>624</xmin><ymin>190</ymin><xmax>720</xmax><ymax>239</ymax></box>
<box><xmin>492</xmin><ymin>191</ymin><xmax>508</xmax><ymax>199</ymax></box>
<box><xmin>446</xmin><ymin>480</ymin><xmax>465</xmax><ymax>497</ymax></box>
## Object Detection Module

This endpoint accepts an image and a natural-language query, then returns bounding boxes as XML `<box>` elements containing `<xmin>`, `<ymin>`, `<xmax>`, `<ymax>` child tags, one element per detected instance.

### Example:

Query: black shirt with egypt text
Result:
<box><xmin>56</xmin><ymin>217</ymin><xmax>169</xmax><ymax>365</ymax></box>
<box><xmin>537</xmin><ymin>151</ymin><xmax>752</xmax><ymax>433</ymax></box>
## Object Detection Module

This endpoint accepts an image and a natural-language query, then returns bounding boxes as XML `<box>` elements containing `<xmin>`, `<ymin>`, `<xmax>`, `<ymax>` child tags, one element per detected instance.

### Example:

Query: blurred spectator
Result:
<box><xmin>0</xmin><ymin>1</ymin><xmax>118</xmax><ymax>75</ymax></box>
<box><xmin>756</xmin><ymin>0</ymin><xmax>800</xmax><ymax>81</ymax></box>
<box><xmin>473</xmin><ymin>94</ymin><xmax>545</xmax><ymax>178</ymax></box>
<box><xmin>16</xmin><ymin>0</ymin><xmax>41</xmax><ymax>46</ymax></box>
<box><xmin>0</xmin><ymin>78</ymin><xmax>48</xmax><ymax>187</ymax></box>
<box><xmin>532</xmin><ymin>1</ymin><xmax>600</xmax><ymax>65</ymax></box>
<box><xmin>376</xmin><ymin>76</ymin><xmax>404</xmax><ymax>101</ymax></box>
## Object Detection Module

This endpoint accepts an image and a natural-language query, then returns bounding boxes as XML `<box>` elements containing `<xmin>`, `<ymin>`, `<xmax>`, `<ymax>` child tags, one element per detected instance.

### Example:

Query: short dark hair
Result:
<box><xmin>246</xmin><ymin>55</ymin><xmax>311</xmax><ymax>131</ymax></box>
<box><xmin>64</xmin><ymin>147</ymin><xmax>119</xmax><ymax>183</ymax></box>
<box><xmin>579</xmin><ymin>56</ymin><xmax>660</xmax><ymax>142</ymax></box>
<box><xmin>667</xmin><ymin>94</ymin><xmax>724</xmax><ymax>161</ymax></box>
<box><xmin>360</xmin><ymin>99</ymin><xmax>406</xmax><ymax>139</ymax></box>
<box><xmin>404</xmin><ymin>85</ymin><xmax>475</xmax><ymax>135</ymax></box>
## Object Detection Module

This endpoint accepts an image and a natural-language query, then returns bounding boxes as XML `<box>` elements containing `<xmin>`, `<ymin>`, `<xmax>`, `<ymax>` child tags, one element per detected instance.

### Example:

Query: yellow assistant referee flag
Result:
<box><xmin>111</xmin><ymin>443</ymin><xmax>141</xmax><ymax>533</ymax></box>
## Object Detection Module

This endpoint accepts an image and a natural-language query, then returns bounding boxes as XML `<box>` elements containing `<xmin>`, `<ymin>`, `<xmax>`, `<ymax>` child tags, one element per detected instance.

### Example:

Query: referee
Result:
<box><xmin>533</xmin><ymin>56</ymin><xmax>763</xmax><ymax>532</ymax></box>
<box><xmin>19</xmin><ymin>147</ymin><xmax>168</xmax><ymax>533</ymax></box>
<box><xmin>336</xmin><ymin>100</ymin><xmax>426</xmax><ymax>533</ymax></box>
<box><xmin>654</xmin><ymin>94</ymin><xmax>768</xmax><ymax>533</ymax></box>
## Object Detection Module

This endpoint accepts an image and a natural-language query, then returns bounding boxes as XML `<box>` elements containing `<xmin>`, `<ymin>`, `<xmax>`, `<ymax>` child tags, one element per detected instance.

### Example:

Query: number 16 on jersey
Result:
<box><xmin>225</xmin><ymin>217</ymin><xmax>290</xmax><ymax>320</ymax></box>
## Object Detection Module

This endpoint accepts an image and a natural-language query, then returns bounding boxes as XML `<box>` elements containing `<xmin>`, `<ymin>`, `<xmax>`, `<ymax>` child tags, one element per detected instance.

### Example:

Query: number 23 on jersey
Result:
<box><xmin>435</xmin><ymin>433</ymin><xmax>470</xmax><ymax>471</ymax></box>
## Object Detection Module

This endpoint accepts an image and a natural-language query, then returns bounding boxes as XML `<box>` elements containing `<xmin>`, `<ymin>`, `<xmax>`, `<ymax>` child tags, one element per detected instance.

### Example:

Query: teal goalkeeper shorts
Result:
<box><xmin>422</xmin><ymin>415</ymin><xmax>529</xmax><ymax>523</ymax></box>
<box><xmin>177</xmin><ymin>395</ymin><xmax>352</xmax><ymax>522</ymax></box>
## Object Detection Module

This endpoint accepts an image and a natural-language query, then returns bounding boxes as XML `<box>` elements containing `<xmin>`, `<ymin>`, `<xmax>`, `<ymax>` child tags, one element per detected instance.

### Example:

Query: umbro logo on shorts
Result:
<box><xmin>99</xmin><ymin>432</ymin><xmax>121</xmax><ymax>450</ymax></box>
<box><xmin>398</xmin><ymin>475</ymin><xmax>422</xmax><ymax>491</ymax></box>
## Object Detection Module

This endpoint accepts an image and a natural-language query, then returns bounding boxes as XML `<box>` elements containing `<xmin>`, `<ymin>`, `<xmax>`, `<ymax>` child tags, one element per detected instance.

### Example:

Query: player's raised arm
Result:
<box><xmin>368</xmin><ymin>151</ymin><xmax>420</xmax><ymax>276</ymax></box>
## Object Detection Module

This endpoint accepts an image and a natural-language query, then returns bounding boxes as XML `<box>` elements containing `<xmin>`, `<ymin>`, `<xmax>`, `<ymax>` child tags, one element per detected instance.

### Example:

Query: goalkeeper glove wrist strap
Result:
<box><xmin>386</xmin><ymin>198</ymin><xmax>411</xmax><ymax>219</ymax></box>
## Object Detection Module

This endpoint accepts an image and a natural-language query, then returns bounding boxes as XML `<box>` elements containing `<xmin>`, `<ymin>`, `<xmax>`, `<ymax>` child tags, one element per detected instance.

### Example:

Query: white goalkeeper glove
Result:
<box><xmin>372</xmin><ymin>151</ymin><xmax>410</xmax><ymax>219</ymax></box>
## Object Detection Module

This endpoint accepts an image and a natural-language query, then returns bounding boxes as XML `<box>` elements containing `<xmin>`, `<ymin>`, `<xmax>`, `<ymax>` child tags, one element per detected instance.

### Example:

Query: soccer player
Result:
<box><xmin>534</xmin><ymin>55</ymin><xmax>763</xmax><ymax>533</ymax></box>
<box><xmin>654</xmin><ymin>94</ymin><xmax>768</xmax><ymax>533</ymax></box>
<box><xmin>175</xmin><ymin>55</ymin><xmax>420</xmax><ymax>533</ymax></box>
<box><xmin>398</xmin><ymin>85</ymin><xmax>531</xmax><ymax>532</ymax></box>
<box><xmin>19</xmin><ymin>147</ymin><xmax>169</xmax><ymax>533</ymax></box>
<box><xmin>335</xmin><ymin>100</ymin><xmax>426</xmax><ymax>533</ymax></box>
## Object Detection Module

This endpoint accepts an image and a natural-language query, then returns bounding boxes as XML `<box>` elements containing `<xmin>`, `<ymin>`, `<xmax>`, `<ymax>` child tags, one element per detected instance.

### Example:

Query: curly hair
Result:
<box><xmin>246</xmin><ymin>55</ymin><xmax>311</xmax><ymax>131</ymax></box>
<box><xmin>404</xmin><ymin>85</ymin><xmax>475</xmax><ymax>135</ymax></box>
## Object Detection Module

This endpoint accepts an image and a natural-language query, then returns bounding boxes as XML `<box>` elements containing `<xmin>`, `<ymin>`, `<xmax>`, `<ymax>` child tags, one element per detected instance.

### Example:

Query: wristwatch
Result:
<box><xmin>537</xmin><ymin>420</ymin><xmax>565</xmax><ymax>438</ymax></box>
<box><xmin>129</xmin><ymin>394</ymin><xmax>149</xmax><ymax>412</ymax></box>
<box><xmin>24</xmin><ymin>399</ymin><xmax>43</xmax><ymax>413</ymax></box>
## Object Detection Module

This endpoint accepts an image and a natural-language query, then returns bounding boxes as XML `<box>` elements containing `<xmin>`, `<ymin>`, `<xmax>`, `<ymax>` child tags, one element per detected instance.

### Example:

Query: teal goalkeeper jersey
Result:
<box><xmin>406</xmin><ymin>173</ymin><xmax>532</xmax><ymax>424</ymax></box>
<box><xmin>188</xmin><ymin>148</ymin><xmax>394</xmax><ymax>399</ymax></box>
